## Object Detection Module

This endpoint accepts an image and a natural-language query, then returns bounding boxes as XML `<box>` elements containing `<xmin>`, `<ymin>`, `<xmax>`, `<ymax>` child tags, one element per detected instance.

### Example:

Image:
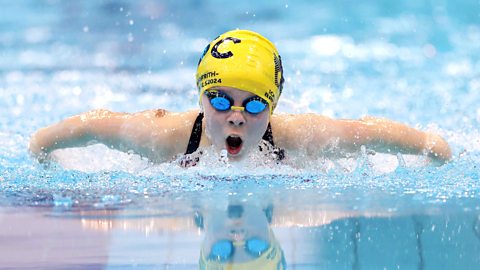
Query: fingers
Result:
<box><xmin>28</xmin><ymin>133</ymin><xmax>50</xmax><ymax>164</ymax></box>
<box><xmin>424</xmin><ymin>133</ymin><xmax>452</xmax><ymax>165</ymax></box>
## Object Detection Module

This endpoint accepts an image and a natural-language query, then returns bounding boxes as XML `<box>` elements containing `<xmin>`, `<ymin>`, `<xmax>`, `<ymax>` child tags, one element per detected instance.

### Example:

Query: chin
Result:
<box><xmin>226</xmin><ymin>151</ymin><xmax>244</xmax><ymax>161</ymax></box>
<box><xmin>223</xmin><ymin>145</ymin><xmax>246</xmax><ymax>160</ymax></box>
<box><xmin>227</xmin><ymin>144</ymin><xmax>256</xmax><ymax>161</ymax></box>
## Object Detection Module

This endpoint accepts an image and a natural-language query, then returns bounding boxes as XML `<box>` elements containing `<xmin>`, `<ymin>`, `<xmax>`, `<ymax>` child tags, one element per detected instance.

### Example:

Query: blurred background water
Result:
<box><xmin>1</xmin><ymin>0</ymin><xmax>480</xmax><ymax>269</ymax></box>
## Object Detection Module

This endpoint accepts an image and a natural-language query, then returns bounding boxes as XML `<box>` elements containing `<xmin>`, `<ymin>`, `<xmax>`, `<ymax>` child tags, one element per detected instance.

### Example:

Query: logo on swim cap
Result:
<box><xmin>211</xmin><ymin>37</ymin><xmax>241</xmax><ymax>59</ymax></box>
<box><xmin>196</xmin><ymin>30</ymin><xmax>284</xmax><ymax>114</ymax></box>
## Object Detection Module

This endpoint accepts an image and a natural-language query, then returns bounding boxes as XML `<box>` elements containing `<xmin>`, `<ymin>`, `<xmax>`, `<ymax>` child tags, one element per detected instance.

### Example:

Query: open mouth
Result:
<box><xmin>226</xmin><ymin>135</ymin><xmax>243</xmax><ymax>155</ymax></box>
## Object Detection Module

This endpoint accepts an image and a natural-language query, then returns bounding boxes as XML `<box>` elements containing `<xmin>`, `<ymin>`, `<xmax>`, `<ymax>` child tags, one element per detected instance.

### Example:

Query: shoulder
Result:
<box><xmin>134</xmin><ymin>108</ymin><xmax>198</xmax><ymax>118</ymax></box>
<box><xmin>270</xmin><ymin>113</ymin><xmax>333</xmax><ymax>129</ymax></box>
<box><xmin>125</xmin><ymin>109</ymin><xmax>201</xmax><ymax>161</ymax></box>
<box><xmin>135</xmin><ymin>109</ymin><xmax>201</xmax><ymax>135</ymax></box>
<box><xmin>131</xmin><ymin>109</ymin><xmax>200</xmax><ymax>126</ymax></box>
<box><xmin>269</xmin><ymin>113</ymin><xmax>348</xmax><ymax>152</ymax></box>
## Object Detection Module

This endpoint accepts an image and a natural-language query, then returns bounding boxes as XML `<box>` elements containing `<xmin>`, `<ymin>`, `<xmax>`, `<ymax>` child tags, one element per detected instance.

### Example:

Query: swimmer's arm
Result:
<box><xmin>273</xmin><ymin>114</ymin><xmax>452</xmax><ymax>165</ymax></box>
<box><xmin>29</xmin><ymin>109</ymin><xmax>194</xmax><ymax>162</ymax></box>
<box><xmin>338</xmin><ymin>116</ymin><xmax>452</xmax><ymax>164</ymax></box>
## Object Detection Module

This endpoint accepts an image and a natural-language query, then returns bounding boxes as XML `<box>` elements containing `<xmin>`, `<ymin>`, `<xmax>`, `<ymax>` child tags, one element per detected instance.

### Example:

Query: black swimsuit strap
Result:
<box><xmin>185</xmin><ymin>112</ymin><xmax>204</xmax><ymax>155</ymax></box>
<box><xmin>261</xmin><ymin>123</ymin><xmax>285</xmax><ymax>161</ymax></box>
<box><xmin>262</xmin><ymin>123</ymin><xmax>275</xmax><ymax>146</ymax></box>
<box><xmin>185</xmin><ymin>112</ymin><xmax>285</xmax><ymax>160</ymax></box>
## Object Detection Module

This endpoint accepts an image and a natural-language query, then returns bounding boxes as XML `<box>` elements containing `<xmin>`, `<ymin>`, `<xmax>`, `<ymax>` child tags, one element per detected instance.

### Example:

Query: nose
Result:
<box><xmin>227</xmin><ymin>110</ymin><xmax>245</xmax><ymax>126</ymax></box>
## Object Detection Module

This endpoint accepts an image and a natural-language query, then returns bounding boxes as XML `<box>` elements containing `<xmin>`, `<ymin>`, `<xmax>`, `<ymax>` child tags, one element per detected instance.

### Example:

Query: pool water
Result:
<box><xmin>1</xmin><ymin>0</ymin><xmax>480</xmax><ymax>269</ymax></box>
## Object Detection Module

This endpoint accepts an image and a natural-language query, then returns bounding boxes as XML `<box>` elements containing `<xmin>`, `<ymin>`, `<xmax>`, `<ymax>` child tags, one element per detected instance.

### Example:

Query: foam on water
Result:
<box><xmin>1</xmin><ymin>136</ymin><xmax>479</xmax><ymax>216</ymax></box>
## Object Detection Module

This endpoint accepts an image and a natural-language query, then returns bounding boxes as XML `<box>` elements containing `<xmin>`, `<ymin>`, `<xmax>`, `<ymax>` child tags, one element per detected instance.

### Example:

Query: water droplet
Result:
<box><xmin>220</xmin><ymin>149</ymin><xmax>229</xmax><ymax>164</ymax></box>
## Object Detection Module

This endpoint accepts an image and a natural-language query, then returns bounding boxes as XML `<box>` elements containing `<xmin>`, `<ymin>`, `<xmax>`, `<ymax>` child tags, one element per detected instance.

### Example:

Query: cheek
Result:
<box><xmin>205</xmin><ymin>116</ymin><xmax>221</xmax><ymax>134</ymax></box>
<box><xmin>249</xmin><ymin>114</ymin><xmax>269</xmax><ymax>138</ymax></box>
<box><xmin>202</xmin><ymin>99</ymin><xmax>220</xmax><ymax>131</ymax></box>
<box><xmin>203</xmin><ymin>111</ymin><xmax>226</xmax><ymax>145</ymax></box>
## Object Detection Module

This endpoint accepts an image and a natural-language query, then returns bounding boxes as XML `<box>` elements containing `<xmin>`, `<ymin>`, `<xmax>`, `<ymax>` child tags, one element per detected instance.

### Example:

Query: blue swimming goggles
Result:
<box><xmin>204</xmin><ymin>90</ymin><xmax>268</xmax><ymax>115</ymax></box>
<box><xmin>209</xmin><ymin>237</ymin><xmax>270</xmax><ymax>261</ymax></box>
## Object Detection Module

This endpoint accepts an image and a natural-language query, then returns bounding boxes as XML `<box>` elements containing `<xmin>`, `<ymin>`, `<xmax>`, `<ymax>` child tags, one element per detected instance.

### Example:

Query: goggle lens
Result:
<box><xmin>210</xmin><ymin>97</ymin><xmax>231</xmax><ymax>111</ymax></box>
<box><xmin>245</xmin><ymin>237</ymin><xmax>269</xmax><ymax>256</ymax></box>
<box><xmin>244</xmin><ymin>99</ymin><xmax>267</xmax><ymax>114</ymax></box>
<box><xmin>210</xmin><ymin>240</ymin><xmax>234</xmax><ymax>261</ymax></box>
<box><xmin>209</xmin><ymin>238</ymin><xmax>269</xmax><ymax>261</ymax></box>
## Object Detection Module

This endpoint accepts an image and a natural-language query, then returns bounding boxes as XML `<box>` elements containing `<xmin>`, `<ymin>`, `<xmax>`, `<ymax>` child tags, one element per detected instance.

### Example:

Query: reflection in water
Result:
<box><xmin>1</xmin><ymin>199</ymin><xmax>480</xmax><ymax>269</ymax></box>
<box><xmin>196</xmin><ymin>202</ymin><xmax>286</xmax><ymax>269</ymax></box>
<box><xmin>77</xmin><ymin>199</ymin><xmax>288</xmax><ymax>269</ymax></box>
<box><xmin>74</xmin><ymin>200</ymin><xmax>480</xmax><ymax>269</ymax></box>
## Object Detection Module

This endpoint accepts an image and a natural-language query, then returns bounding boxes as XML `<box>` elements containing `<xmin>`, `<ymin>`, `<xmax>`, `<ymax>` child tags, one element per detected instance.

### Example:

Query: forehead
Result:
<box><xmin>210</xmin><ymin>86</ymin><xmax>256</xmax><ymax>99</ymax></box>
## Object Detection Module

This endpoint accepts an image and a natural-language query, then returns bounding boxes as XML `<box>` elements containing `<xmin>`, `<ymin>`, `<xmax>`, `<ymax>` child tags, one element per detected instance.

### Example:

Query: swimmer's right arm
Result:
<box><xmin>29</xmin><ymin>109</ymin><xmax>196</xmax><ymax>162</ymax></box>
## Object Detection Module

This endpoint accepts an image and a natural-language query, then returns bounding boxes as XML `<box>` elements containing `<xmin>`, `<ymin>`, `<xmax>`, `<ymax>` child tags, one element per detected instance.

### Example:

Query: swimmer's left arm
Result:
<box><xmin>341</xmin><ymin>116</ymin><xmax>452</xmax><ymax>164</ymax></box>
<box><xmin>272</xmin><ymin>114</ymin><xmax>452</xmax><ymax>165</ymax></box>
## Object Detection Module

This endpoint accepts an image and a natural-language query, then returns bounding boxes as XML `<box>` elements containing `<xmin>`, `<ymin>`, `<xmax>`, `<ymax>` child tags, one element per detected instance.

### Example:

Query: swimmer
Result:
<box><xmin>29</xmin><ymin>30</ymin><xmax>452</xmax><ymax>166</ymax></box>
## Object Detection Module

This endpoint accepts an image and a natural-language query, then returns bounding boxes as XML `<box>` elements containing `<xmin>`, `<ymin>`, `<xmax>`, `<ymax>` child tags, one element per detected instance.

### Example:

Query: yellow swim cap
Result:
<box><xmin>198</xmin><ymin>230</ymin><xmax>286</xmax><ymax>270</ymax></box>
<box><xmin>196</xmin><ymin>30</ymin><xmax>284</xmax><ymax>114</ymax></box>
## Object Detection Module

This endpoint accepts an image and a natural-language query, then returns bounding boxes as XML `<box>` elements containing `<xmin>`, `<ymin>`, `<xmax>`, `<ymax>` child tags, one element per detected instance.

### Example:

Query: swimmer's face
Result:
<box><xmin>202</xmin><ymin>87</ymin><xmax>270</xmax><ymax>160</ymax></box>
<box><xmin>201</xmin><ymin>203</ymin><xmax>272</xmax><ymax>263</ymax></box>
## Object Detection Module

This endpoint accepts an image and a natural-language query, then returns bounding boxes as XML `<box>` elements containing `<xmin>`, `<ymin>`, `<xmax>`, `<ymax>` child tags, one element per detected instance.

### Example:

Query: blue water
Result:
<box><xmin>1</xmin><ymin>0</ymin><xmax>480</xmax><ymax>269</ymax></box>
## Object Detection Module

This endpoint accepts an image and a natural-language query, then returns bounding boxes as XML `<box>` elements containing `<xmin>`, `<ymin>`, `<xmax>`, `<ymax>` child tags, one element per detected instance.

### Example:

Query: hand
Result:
<box><xmin>28</xmin><ymin>131</ymin><xmax>50</xmax><ymax>163</ymax></box>
<box><xmin>424</xmin><ymin>133</ymin><xmax>452</xmax><ymax>165</ymax></box>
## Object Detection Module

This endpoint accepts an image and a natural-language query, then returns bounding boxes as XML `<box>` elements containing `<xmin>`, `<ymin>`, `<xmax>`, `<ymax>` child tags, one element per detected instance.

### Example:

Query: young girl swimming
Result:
<box><xmin>29</xmin><ymin>30</ymin><xmax>452</xmax><ymax>167</ymax></box>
